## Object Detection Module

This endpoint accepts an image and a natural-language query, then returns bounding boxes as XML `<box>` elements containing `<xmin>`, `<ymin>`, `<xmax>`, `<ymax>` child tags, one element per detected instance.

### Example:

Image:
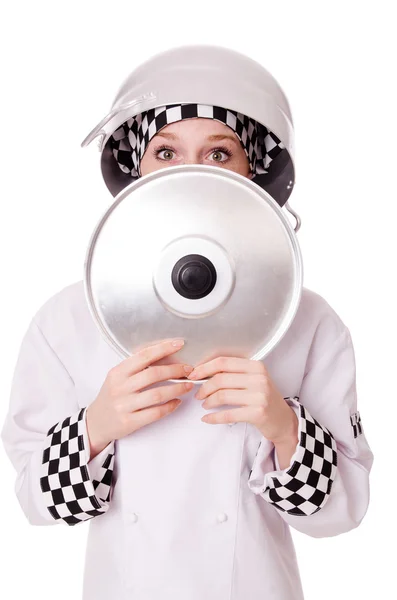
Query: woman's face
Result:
<box><xmin>140</xmin><ymin>118</ymin><xmax>253</xmax><ymax>178</ymax></box>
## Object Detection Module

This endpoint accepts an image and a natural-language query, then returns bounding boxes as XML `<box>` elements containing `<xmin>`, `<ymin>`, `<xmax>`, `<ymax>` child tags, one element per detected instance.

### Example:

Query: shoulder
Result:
<box><xmin>32</xmin><ymin>279</ymin><xmax>94</xmax><ymax>344</ymax></box>
<box><xmin>294</xmin><ymin>285</ymin><xmax>352</xmax><ymax>358</ymax></box>
<box><xmin>278</xmin><ymin>285</ymin><xmax>352</xmax><ymax>360</ymax></box>
<box><xmin>33</xmin><ymin>279</ymin><xmax>86</xmax><ymax>321</ymax></box>
<box><xmin>298</xmin><ymin>286</ymin><xmax>349</xmax><ymax>336</ymax></box>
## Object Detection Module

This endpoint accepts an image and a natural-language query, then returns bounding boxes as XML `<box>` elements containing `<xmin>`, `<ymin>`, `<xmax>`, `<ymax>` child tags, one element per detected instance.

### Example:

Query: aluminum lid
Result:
<box><xmin>84</xmin><ymin>164</ymin><xmax>303</xmax><ymax>382</ymax></box>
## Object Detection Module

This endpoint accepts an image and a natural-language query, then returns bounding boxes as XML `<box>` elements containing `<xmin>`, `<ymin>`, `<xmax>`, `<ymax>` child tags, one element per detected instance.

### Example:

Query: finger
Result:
<box><xmin>119</xmin><ymin>339</ymin><xmax>186</xmax><ymax>378</ymax></box>
<box><xmin>126</xmin><ymin>363</ymin><xmax>194</xmax><ymax>393</ymax></box>
<box><xmin>127</xmin><ymin>398</ymin><xmax>183</xmax><ymax>430</ymax></box>
<box><xmin>126</xmin><ymin>380</ymin><xmax>194</xmax><ymax>412</ymax></box>
<box><xmin>188</xmin><ymin>357</ymin><xmax>266</xmax><ymax>380</ymax></box>
<box><xmin>201</xmin><ymin>406</ymin><xmax>258</xmax><ymax>425</ymax></box>
<box><xmin>201</xmin><ymin>390</ymin><xmax>263</xmax><ymax>409</ymax></box>
<box><xmin>195</xmin><ymin>373</ymin><xmax>257</xmax><ymax>400</ymax></box>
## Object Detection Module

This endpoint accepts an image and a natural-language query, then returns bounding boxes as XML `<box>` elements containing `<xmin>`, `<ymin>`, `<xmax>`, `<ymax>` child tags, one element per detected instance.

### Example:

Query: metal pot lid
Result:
<box><xmin>84</xmin><ymin>164</ymin><xmax>303</xmax><ymax>382</ymax></box>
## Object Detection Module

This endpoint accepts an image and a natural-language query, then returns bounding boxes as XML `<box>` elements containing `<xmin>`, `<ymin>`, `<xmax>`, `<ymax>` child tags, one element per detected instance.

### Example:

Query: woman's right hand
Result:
<box><xmin>86</xmin><ymin>339</ymin><xmax>194</xmax><ymax>459</ymax></box>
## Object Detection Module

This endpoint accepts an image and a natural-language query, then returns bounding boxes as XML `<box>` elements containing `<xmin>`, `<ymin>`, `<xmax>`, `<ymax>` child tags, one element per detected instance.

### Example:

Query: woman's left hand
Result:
<box><xmin>187</xmin><ymin>356</ymin><xmax>298</xmax><ymax>445</ymax></box>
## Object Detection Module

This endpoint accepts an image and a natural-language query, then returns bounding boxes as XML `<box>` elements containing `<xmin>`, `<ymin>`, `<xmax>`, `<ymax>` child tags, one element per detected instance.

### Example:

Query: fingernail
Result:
<box><xmin>183</xmin><ymin>365</ymin><xmax>194</xmax><ymax>374</ymax></box>
<box><xmin>188</xmin><ymin>370</ymin><xmax>198</xmax><ymax>379</ymax></box>
<box><xmin>172</xmin><ymin>339</ymin><xmax>185</xmax><ymax>347</ymax></box>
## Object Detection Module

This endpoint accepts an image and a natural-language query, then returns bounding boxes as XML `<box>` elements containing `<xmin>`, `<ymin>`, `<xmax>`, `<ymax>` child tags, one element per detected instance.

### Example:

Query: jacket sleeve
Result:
<box><xmin>247</xmin><ymin>326</ymin><xmax>374</xmax><ymax>538</ymax></box>
<box><xmin>1</xmin><ymin>317</ymin><xmax>115</xmax><ymax>526</ymax></box>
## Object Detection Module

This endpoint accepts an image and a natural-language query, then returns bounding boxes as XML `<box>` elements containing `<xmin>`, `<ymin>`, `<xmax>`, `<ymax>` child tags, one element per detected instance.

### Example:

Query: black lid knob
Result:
<box><xmin>171</xmin><ymin>254</ymin><xmax>217</xmax><ymax>299</ymax></box>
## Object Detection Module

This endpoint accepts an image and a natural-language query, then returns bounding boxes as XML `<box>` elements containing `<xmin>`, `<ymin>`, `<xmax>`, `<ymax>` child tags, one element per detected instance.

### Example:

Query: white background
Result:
<box><xmin>0</xmin><ymin>1</ymin><xmax>395</xmax><ymax>598</ymax></box>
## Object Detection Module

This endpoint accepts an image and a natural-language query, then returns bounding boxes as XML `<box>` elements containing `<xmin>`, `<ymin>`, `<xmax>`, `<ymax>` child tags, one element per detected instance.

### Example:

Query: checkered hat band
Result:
<box><xmin>110</xmin><ymin>103</ymin><xmax>285</xmax><ymax>178</ymax></box>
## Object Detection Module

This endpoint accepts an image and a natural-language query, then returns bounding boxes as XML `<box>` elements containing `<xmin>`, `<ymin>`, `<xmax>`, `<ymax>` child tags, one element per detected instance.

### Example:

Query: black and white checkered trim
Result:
<box><xmin>40</xmin><ymin>407</ymin><xmax>115</xmax><ymax>526</ymax></box>
<box><xmin>249</xmin><ymin>396</ymin><xmax>338</xmax><ymax>516</ymax></box>
<box><xmin>350</xmin><ymin>411</ymin><xmax>363</xmax><ymax>438</ymax></box>
<box><xmin>109</xmin><ymin>103</ymin><xmax>285</xmax><ymax>178</ymax></box>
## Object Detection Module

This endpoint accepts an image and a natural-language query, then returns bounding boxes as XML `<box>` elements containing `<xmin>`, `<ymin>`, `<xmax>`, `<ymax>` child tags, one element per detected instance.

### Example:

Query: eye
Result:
<box><xmin>152</xmin><ymin>145</ymin><xmax>175</xmax><ymax>161</ymax></box>
<box><xmin>209</xmin><ymin>147</ymin><xmax>233</xmax><ymax>162</ymax></box>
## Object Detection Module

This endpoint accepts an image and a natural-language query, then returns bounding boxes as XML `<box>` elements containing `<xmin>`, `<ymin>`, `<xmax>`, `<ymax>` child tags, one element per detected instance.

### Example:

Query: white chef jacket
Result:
<box><xmin>1</xmin><ymin>279</ymin><xmax>374</xmax><ymax>600</ymax></box>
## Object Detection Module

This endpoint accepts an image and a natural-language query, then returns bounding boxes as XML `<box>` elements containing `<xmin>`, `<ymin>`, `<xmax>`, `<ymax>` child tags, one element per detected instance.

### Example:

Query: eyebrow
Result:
<box><xmin>156</xmin><ymin>131</ymin><xmax>238</xmax><ymax>144</ymax></box>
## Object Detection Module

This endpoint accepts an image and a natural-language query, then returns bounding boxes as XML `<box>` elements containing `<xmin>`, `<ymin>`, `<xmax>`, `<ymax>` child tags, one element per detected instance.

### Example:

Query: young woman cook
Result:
<box><xmin>1</xmin><ymin>46</ymin><xmax>374</xmax><ymax>600</ymax></box>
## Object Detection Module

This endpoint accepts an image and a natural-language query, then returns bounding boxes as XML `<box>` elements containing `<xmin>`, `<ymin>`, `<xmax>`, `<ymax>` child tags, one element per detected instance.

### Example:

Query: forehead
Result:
<box><xmin>155</xmin><ymin>117</ymin><xmax>234</xmax><ymax>137</ymax></box>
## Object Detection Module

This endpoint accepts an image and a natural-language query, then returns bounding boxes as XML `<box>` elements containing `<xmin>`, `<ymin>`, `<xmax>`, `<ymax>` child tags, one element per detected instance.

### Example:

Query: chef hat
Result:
<box><xmin>109</xmin><ymin>103</ymin><xmax>285</xmax><ymax>178</ymax></box>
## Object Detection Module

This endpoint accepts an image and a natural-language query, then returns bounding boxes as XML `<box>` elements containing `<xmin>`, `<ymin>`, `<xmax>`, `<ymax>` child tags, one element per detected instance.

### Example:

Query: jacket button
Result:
<box><xmin>217</xmin><ymin>512</ymin><xmax>228</xmax><ymax>523</ymax></box>
<box><xmin>130</xmin><ymin>513</ymin><xmax>138</xmax><ymax>523</ymax></box>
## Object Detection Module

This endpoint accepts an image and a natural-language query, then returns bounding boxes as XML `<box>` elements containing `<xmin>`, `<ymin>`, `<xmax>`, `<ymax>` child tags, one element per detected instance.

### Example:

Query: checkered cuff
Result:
<box><xmin>248</xmin><ymin>397</ymin><xmax>338</xmax><ymax>516</ymax></box>
<box><xmin>40</xmin><ymin>407</ymin><xmax>115</xmax><ymax>526</ymax></box>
